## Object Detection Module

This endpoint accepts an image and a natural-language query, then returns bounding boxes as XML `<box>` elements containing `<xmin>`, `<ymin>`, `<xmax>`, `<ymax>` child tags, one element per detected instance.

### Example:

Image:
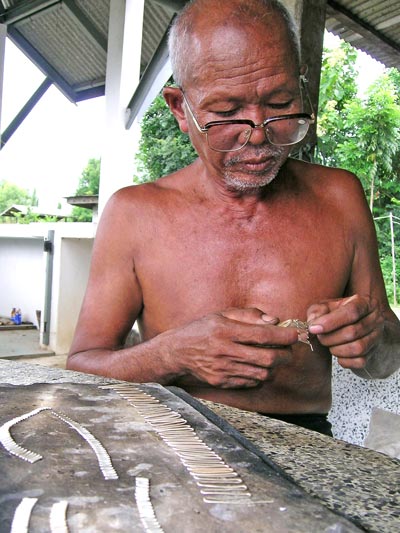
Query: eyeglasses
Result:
<box><xmin>181</xmin><ymin>76</ymin><xmax>315</xmax><ymax>153</ymax></box>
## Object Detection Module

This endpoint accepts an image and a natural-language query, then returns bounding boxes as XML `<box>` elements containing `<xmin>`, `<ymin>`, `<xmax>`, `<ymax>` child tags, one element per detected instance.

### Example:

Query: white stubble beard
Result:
<box><xmin>222</xmin><ymin>146</ymin><xmax>288</xmax><ymax>191</ymax></box>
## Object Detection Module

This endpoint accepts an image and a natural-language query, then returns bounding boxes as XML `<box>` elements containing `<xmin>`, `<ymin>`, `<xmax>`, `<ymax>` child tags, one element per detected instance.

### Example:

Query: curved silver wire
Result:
<box><xmin>0</xmin><ymin>407</ymin><xmax>118</xmax><ymax>480</ymax></box>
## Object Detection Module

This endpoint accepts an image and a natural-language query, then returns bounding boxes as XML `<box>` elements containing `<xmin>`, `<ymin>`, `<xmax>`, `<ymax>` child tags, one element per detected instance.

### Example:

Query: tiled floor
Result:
<box><xmin>0</xmin><ymin>328</ymin><xmax>67</xmax><ymax>368</ymax></box>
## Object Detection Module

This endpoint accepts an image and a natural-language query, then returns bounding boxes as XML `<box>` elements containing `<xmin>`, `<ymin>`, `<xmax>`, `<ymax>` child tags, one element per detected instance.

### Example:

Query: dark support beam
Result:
<box><xmin>125</xmin><ymin>19</ymin><xmax>174</xmax><ymax>129</ymax></box>
<box><xmin>152</xmin><ymin>0</ymin><xmax>188</xmax><ymax>12</ymax></box>
<box><xmin>63</xmin><ymin>0</ymin><xmax>107</xmax><ymax>52</ymax></box>
<box><xmin>0</xmin><ymin>0</ymin><xmax>60</xmax><ymax>24</ymax></box>
<box><xmin>0</xmin><ymin>77</ymin><xmax>52</xmax><ymax>150</ymax></box>
<box><xmin>75</xmin><ymin>85</ymin><xmax>105</xmax><ymax>101</ymax></box>
<box><xmin>327</xmin><ymin>0</ymin><xmax>400</xmax><ymax>54</ymax></box>
<box><xmin>284</xmin><ymin>0</ymin><xmax>327</xmax><ymax>160</ymax></box>
<box><xmin>7</xmin><ymin>26</ymin><xmax>77</xmax><ymax>102</ymax></box>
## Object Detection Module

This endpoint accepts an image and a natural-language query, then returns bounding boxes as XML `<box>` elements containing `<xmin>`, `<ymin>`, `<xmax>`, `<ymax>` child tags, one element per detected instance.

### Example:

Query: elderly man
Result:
<box><xmin>68</xmin><ymin>0</ymin><xmax>400</xmax><ymax>435</ymax></box>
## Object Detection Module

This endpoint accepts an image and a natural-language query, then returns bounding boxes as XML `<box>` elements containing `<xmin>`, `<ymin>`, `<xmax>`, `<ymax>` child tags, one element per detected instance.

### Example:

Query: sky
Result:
<box><xmin>0</xmin><ymin>33</ymin><xmax>387</xmax><ymax>211</ymax></box>
<box><xmin>0</xmin><ymin>39</ymin><xmax>106</xmax><ymax>211</ymax></box>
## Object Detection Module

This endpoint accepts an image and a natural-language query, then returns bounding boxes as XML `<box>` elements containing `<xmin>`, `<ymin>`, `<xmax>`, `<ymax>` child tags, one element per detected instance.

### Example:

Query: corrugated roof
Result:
<box><xmin>0</xmin><ymin>0</ymin><xmax>399</xmax><ymax>104</ymax></box>
<box><xmin>326</xmin><ymin>0</ymin><xmax>400</xmax><ymax>68</ymax></box>
<box><xmin>0</xmin><ymin>0</ymin><xmax>174</xmax><ymax>102</ymax></box>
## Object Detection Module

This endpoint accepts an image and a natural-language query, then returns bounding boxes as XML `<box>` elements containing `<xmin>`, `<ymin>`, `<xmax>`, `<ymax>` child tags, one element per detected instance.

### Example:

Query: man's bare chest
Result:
<box><xmin>134</xmin><ymin>210</ymin><xmax>352</xmax><ymax>326</ymax></box>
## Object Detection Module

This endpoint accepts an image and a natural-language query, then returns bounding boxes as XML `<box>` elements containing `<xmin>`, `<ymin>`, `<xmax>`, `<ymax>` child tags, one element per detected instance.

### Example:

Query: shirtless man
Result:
<box><xmin>68</xmin><ymin>0</ymin><xmax>400</xmax><ymax>435</ymax></box>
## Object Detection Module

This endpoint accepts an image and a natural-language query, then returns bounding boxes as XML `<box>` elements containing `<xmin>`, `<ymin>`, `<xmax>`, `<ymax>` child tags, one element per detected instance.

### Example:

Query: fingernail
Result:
<box><xmin>308</xmin><ymin>324</ymin><xmax>323</xmax><ymax>334</ymax></box>
<box><xmin>262</xmin><ymin>314</ymin><xmax>278</xmax><ymax>324</ymax></box>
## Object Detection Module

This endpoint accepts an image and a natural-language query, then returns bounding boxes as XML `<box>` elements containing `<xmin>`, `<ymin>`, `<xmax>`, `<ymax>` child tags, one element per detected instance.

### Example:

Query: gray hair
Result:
<box><xmin>168</xmin><ymin>0</ymin><xmax>301</xmax><ymax>87</ymax></box>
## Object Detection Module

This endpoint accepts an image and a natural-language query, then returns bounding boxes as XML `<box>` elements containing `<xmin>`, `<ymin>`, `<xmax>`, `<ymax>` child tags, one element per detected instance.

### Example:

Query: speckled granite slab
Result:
<box><xmin>0</xmin><ymin>380</ymin><xmax>360</xmax><ymax>532</ymax></box>
<box><xmin>197</xmin><ymin>399</ymin><xmax>400</xmax><ymax>533</ymax></box>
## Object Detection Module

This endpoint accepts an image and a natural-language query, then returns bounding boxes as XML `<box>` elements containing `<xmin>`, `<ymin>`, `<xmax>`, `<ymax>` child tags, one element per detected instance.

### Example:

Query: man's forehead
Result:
<box><xmin>186</xmin><ymin>20</ymin><xmax>296</xmax><ymax>87</ymax></box>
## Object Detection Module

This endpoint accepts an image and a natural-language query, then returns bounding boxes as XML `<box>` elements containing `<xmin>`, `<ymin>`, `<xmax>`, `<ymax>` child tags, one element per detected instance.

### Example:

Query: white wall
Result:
<box><xmin>0</xmin><ymin>222</ymin><xmax>95</xmax><ymax>353</ymax></box>
<box><xmin>51</xmin><ymin>237</ymin><xmax>93</xmax><ymax>354</ymax></box>
<box><xmin>0</xmin><ymin>236</ymin><xmax>44</xmax><ymax>326</ymax></box>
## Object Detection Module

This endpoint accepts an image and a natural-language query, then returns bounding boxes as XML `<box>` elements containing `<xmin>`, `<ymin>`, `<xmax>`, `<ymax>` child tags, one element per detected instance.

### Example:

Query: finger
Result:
<box><xmin>210</xmin><ymin>360</ymin><xmax>277</xmax><ymax>389</ymax></box>
<box><xmin>228</xmin><ymin>323</ymin><xmax>299</xmax><ymax>348</ymax></box>
<box><xmin>308</xmin><ymin>296</ymin><xmax>372</xmax><ymax>335</ymax></box>
<box><xmin>228</xmin><ymin>343</ymin><xmax>293</xmax><ymax>368</ymax></box>
<box><xmin>218</xmin><ymin>377</ymin><xmax>263</xmax><ymax>389</ymax></box>
<box><xmin>199</xmin><ymin>359</ymin><xmax>271</xmax><ymax>388</ymax></box>
<box><xmin>328</xmin><ymin>327</ymin><xmax>381</xmax><ymax>360</ymax></box>
<box><xmin>307</xmin><ymin>301</ymin><xmax>336</xmax><ymax>323</ymax></box>
<box><xmin>221</xmin><ymin>307</ymin><xmax>278</xmax><ymax>325</ymax></box>
<box><xmin>315</xmin><ymin>308</ymin><xmax>382</xmax><ymax>348</ymax></box>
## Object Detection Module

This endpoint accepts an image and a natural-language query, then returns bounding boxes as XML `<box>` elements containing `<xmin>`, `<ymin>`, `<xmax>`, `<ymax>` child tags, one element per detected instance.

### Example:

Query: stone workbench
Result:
<box><xmin>0</xmin><ymin>359</ymin><xmax>398</xmax><ymax>532</ymax></box>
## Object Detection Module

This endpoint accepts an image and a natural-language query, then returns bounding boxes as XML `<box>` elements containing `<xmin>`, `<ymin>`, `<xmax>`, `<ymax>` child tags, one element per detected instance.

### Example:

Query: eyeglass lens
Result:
<box><xmin>206</xmin><ymin>117</ymin><xmax>311</xmax><ymax>152</ymax></box>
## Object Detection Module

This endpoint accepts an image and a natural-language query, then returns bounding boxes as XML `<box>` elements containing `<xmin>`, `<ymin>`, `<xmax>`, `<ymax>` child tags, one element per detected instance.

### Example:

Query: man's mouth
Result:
<box><xmin>237</xmin><ymin>157</ymin><xmax>272</xmax><ymax>172</ymax></box>
<box><xmin>226</xmin><ymin>154</ymin><xmax>276</xmax><ymax>174</ymax></box>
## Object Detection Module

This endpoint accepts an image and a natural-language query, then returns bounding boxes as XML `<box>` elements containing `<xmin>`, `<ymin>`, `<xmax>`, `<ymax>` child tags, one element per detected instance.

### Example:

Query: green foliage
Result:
<box><xmin>317</xmin><ymin>38</ymin><xmax>400</xmax><ymax>303</ymax></box>
<box><xmin>317</xmin><ymin>41</ymin><xmax>359</xmax><ymax>167</ymax></box>
<box><xmin>134</xmin><ymin>92</ymin><xmax>197</xmax><ymax>183</ymax></box>
<box><xmin>75</xmin><ymin>158</ymin><xmax>100</xmax><ymax>195</ymax></box>
<box><xmin>0</xmin><ymin>180</ymin><xmax>32</xmax><ymax>213</ymax></box>
<box><xmin>72</xmin><ymin>158</ymin><xmax>100</xmax><ymax>221</ymax></box>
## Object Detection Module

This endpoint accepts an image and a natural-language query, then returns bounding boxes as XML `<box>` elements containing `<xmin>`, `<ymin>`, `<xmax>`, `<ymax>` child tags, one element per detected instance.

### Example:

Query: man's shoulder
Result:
<box><xmin>109</xmin><ymin>171</ymin><xmax>188</xmax><ymax>210</ymax></box>
<box><xmin>289</xmin><ymin>159</ymin><xmax>364</xmax><ymax>196</ymax></box>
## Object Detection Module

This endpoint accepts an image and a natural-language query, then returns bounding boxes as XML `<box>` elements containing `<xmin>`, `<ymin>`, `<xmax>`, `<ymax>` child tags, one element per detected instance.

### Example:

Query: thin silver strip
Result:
<box><xmin>135</xmin><ymin>477</ymin><xmax>164</xmax><ymax>533</ymax></box>
<box><xmin>0</xmin><ymin>407</ymin><xmax>50</xmax><ymax>463</ymax></box>
<box><xmin>49</xmin><ymin>501</ymin><xmax>69</xmax><ymax>533</ymax></box>
<box><xmin>50</xmin><ymin>411</ymin><xmax>118</xmax><ymax>481</ymax></box>
<box><xmin>10</xmin><ymin>497</ymin><xmax>38</xmax><ymax>533</ymax></box>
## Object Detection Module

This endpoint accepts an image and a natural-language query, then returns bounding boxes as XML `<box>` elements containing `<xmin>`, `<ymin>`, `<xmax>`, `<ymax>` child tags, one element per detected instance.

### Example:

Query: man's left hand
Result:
<box><xmin>307</xmin><ymin>294</ymin><xmax>384</xmax><ymax>370</ymax></box>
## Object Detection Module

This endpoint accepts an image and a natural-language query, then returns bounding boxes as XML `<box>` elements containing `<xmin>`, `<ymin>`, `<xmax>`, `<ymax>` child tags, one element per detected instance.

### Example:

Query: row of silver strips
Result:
<box><xmin>135</xmin><ymin>477</ymin><xmax>165</xmax><ymax>533</ymax></box>
<box><xmin>103</xmin><ymin>384</ymin><xmax>252</xmax><ymax>504</ymax></box>
<box><xmin>10</xmin><ymin>498</ymin><xmax>69</xmax><ymax>533</ymax></box>
<box><xmin>0</xmin><ymin>406</ymin><xmax>118</xmax><ymax>480</ymax></box>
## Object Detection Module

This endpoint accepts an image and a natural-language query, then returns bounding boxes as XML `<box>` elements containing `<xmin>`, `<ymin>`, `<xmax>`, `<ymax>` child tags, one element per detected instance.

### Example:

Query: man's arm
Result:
<box><xmin>306</xmin><ymin>173</ymin><xmax>400</xmax><ymax>379</ymax></box>
<box><xmin>68</xmin><ymin>188</ymin><xmax>298</xmax><ymax>387</ymax></box>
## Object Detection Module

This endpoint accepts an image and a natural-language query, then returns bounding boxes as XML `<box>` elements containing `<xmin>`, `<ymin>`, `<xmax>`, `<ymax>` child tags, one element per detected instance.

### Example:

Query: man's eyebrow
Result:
<box><xmin>199</xmin><ymin>94</ymin><xmax>242</xmax><ymax>107</ymax></box>
<box><xmin>199</xmin><ymin>87</ymin><xmax>299</xmax><ymax>107</ymax></box>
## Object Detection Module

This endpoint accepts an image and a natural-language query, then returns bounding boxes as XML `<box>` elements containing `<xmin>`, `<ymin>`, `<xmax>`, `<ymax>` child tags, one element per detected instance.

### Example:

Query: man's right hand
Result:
<box><xmin>160</xmin><ymin>308</ymin><xmax>299</xmax><ymax>389</ymax></box>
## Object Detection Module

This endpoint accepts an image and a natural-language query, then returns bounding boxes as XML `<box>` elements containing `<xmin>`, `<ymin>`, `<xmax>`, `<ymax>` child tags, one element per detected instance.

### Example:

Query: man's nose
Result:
<box><xmin>248</xmin><ymin>123</ymin><xmax>268</xmax><ymax>145</ymax></box>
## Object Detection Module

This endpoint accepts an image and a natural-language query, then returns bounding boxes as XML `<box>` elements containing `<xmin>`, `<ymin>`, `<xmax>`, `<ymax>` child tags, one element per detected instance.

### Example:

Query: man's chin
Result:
<box><xmin>223</xmin><ymin>171</ymin><xmax>278</xmax><ymax>192</ymax></box>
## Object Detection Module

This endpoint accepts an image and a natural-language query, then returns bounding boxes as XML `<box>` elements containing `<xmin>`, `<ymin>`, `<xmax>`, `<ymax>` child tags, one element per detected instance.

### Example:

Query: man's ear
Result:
<box><xmin>163</xmin><ymin>87</ymin><xmax>189</xmax><ymax>133</ymax></box>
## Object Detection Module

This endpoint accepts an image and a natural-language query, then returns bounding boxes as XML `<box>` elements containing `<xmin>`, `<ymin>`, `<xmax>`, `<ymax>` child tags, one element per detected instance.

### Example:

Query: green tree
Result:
<box><xmin>316</xmin><ymin>41</ymin><xmax>358</xmax><ymax>167</ymax></box>
<box><xmin>72</xmin><ymin>158</ymin><xmax>100</xmax><ymax>221</ymax></box>
<box><xmin>336</xmin><ymin>75</ymin><xmax>400</xmax><ymax>212</ymax></box>
<box><xmin>134</xmin><ymin>91</ymin><xmax>197</xmax><ymax>183</ymax></box>
<box><xmin>0</xmin><ymin>180</ymin><xmax>32</xmax><ymax>213</ymax></box>
<box><xmin>317</xmin><ymin>39</ymin><xmax>400</xmax><ymax>303</ymax></box>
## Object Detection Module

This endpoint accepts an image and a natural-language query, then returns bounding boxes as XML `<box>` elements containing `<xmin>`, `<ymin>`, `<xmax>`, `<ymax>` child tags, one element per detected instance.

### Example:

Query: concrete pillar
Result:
<box><xmin>0</xmin><ymin>24</ymin><xmax>7</xmax><ymax>143</ymax></box>
<box><xmin>98</xmin><ymin>0</ymin><xmax>145</xmax><ymax>215</ymax></box>
<box><xmin>284</xmin><ymin>0</ymin><xmax>328</xmax><ymax>157</ymax></box>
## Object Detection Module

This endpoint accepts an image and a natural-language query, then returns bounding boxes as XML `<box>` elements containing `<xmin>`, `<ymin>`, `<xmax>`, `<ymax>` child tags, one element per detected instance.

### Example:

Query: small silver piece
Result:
<box><xmin>10</xmin><ymin>497</ymin><xmax>38</xmax><ymax>533</ymax></box>
<box><xmin>135</xmin><ymin>477</ymin><xmax>164</xmax><ymax>533</ymax></box>
<box><xmin>49</xmin><ymin>501</ymin><xmax>69</xmax><ymax>533</ymax></box>
<box><xmin>278</xmin><ymin>319</ymin><xmax>314</xmax><ymax>351</ymax></box>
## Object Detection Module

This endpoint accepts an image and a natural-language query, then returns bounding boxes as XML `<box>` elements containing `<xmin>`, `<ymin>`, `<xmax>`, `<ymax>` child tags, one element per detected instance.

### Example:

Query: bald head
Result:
<box><xmin>168</xmin><ymin>0</ymin><xmax>300</xmax><ymax>88</ymax></box>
